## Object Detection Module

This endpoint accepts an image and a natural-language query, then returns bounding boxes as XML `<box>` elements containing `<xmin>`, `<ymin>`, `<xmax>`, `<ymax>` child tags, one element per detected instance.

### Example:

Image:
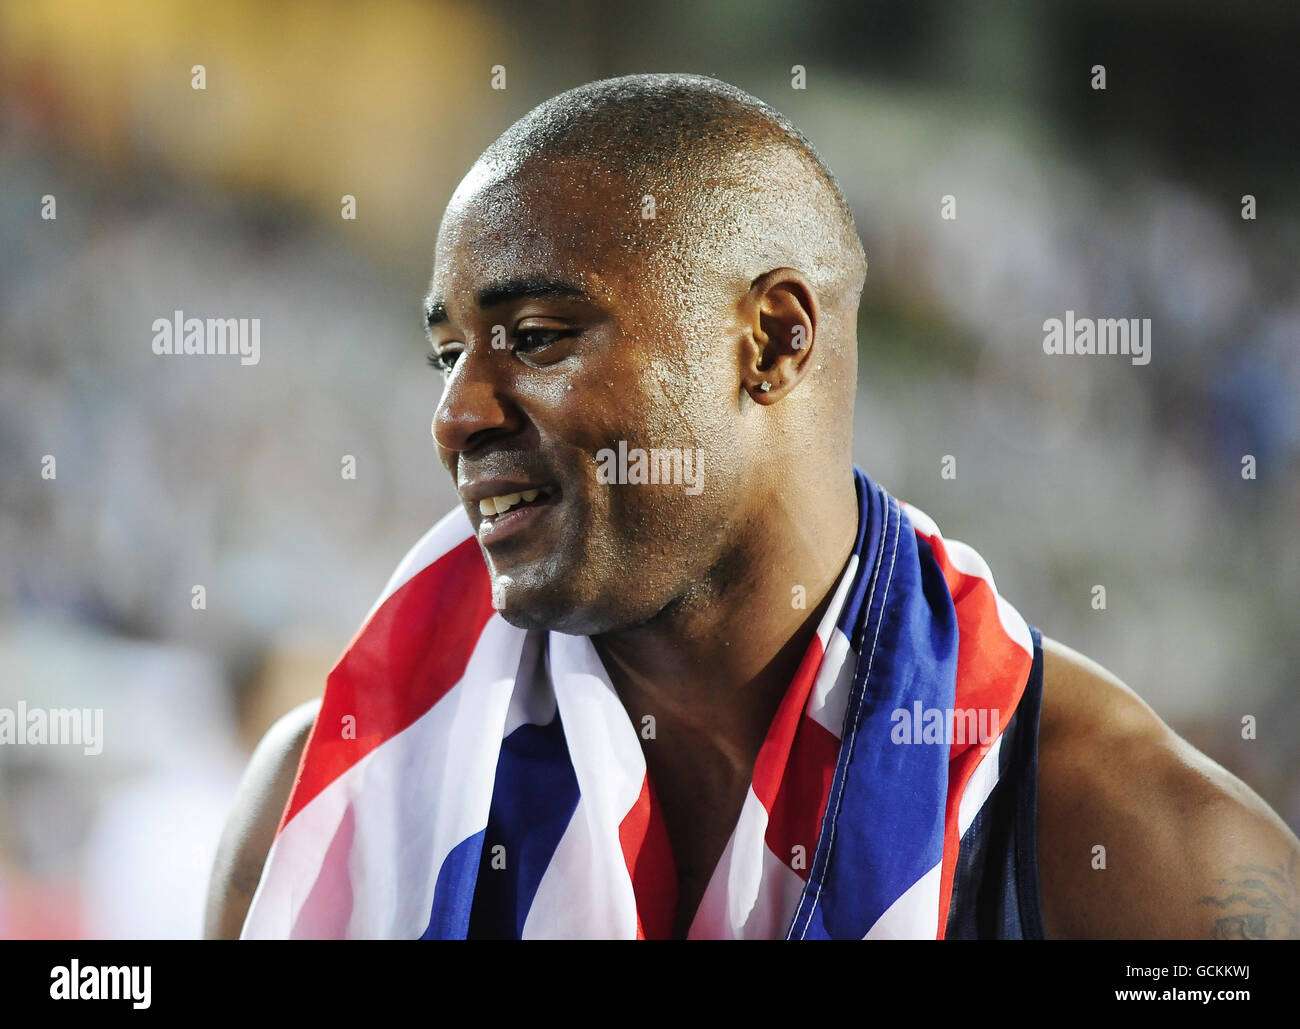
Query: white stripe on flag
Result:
<box><xmin>528</xmin><ymin>632</ymin><xmax>646</xmax><ymax>939</ymax></box>
<box><xmin>806</xmin><ymin>626</ymin><xmax>855</xmax><ymax>739</ymax></box>
<box><xmin>957</xmin><ymin>733</ymin><xmax>1004</xmax><ymax>837</ymax></box>
<box><xmin>862</xmin><ymin>860</ymin><xmax>942</xmax><ymax>939</ymax></box>
<box><xmin>688</xmin><ymin>787</ymin><xmax>805</xmax><ymax>939</ymax></box>
<box><xmin>242</xmin><ymin>613</ymin><xmax>523</xmax><ymax>938</ymax></box>
<box><xmin>804</xmin><ymin>553</ymin><xmax>859</xmax><ymax>739</ymax></box>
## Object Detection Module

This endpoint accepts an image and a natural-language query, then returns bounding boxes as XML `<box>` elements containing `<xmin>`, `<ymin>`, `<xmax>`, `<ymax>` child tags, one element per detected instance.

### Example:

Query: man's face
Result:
<box><xmin>425</xmin><ymin>161</ymin><xmax>745</xmax><ymax>635</ymax></box>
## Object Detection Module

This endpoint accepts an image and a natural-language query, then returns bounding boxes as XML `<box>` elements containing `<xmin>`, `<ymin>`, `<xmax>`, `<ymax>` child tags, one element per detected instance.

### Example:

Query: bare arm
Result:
<box><xmin>203</xmin><ymin>698</ymin><xmax>321</xmax><ymax>939</ymax></box>
<box><xmin>1037</xmin><ymin>636</ymin><xmax>1299</xmax><ymax>939</ymax></box>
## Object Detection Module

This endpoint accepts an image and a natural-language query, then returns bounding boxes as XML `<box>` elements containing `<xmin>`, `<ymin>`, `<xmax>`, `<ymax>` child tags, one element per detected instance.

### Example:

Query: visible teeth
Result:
<box><xmin>478</xmin><ymin>488</ymin><xmax>547</xmax><ymax>518</ymax></box>
<box><xmin>480</xmin><ymin>492</ymin><xmax>521</xmax><ymax>517</ymax></box>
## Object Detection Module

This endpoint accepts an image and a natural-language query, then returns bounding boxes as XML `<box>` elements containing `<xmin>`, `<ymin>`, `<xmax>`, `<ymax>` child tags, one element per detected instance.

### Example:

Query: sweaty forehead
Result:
<box><xmin>430</xmin><ymin>159</ymin><xmax>660</xmax><ymax>308</ymax></box>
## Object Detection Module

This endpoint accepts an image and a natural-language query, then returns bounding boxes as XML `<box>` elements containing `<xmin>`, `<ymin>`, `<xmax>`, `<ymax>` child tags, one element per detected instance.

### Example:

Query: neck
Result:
<box><xmin>591</xmin><ymin>465</ymin><xmax>859</xmax><ymax>773</ymax></box>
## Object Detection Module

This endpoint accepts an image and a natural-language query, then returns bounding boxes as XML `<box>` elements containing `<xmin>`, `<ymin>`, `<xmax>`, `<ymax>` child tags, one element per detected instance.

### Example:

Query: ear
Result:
<box><xmin>739</xmin><ymin>268</ymin><xmax>819</xmax><ymax>405</ymax></box>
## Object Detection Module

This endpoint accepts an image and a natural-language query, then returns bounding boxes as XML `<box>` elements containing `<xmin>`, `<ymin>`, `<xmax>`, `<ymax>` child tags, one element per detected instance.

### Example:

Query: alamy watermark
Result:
<box><xmin>890</xmin><ymin>702</ymin><xmax>998</xmax><ymax>745</ymax></box>
<box><xmin>595</xmin><ymin>440</ymin><xmax>703</xmax><ymax>495</ymax></box>
<box><xmin>1042</xmin><ymin>310</ymin><xmax>1150</xmax><ymax>366</ymax></box>
<box><xmin>0</xmin><ymin>702</ymin><xmax>103</xmax><ymax>755</ymax></box>
<box><xmin>50</xmin><ymin>960</ymin><xmax>150</xmax><ymax>1008</ymax></box>
<box><xmin>151</xmin><ymin>310</ymin><xmax>261</xmax><ymax>365</ymax></box>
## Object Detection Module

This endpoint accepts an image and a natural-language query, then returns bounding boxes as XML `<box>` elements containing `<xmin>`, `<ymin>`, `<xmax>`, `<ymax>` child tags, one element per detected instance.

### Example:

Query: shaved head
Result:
<box><xmin>438</xmin><ymin>75</ymin><xmax>867</xmax><ymax>414</ymax></box>
<box><xmin>468</xmin><ymin>74</ymin><xmax>867</xmax><ymax>325</ymax></box>
<box><xmin>427</xmin><ymin>74</ymin><xmax>866</xmax><ymax>635</ymax></box>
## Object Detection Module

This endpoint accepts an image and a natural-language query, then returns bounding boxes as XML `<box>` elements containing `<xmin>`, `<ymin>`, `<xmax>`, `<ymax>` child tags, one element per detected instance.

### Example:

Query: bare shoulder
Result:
<box><xmin>1036</xmin><ymin>635</ymin><xmax>1299</xmax><ymax>939</ymax></box>
<box><xmin>203</xmin><ymin>697</ymin><xmax>321</xmax><ymax>939</ymax></box>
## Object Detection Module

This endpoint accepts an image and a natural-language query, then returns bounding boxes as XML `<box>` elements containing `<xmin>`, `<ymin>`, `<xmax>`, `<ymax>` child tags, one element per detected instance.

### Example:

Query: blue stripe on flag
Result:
<box><xmin>466</xmin><ymin>712</ymin><xmax>581</xmax><ymax>938</ymax></box>
<box><xmin>422</xmin><ymin>829</ymin><xmax>486</xmax><ymax>939</ymax></box>
<box><xmin>791</xmin><ymin>488</ymin><xmax>958</xmax><ymax>937</ymax></box>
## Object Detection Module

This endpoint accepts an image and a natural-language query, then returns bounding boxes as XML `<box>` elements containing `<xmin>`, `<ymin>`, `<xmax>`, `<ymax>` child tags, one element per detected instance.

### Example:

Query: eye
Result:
<box><xmin>426</xmin><ymin>349</ymin><xmax>460</xmax><ymax>376</ymax></box>
<box><xmin>515</xmin><ymin>329</ymin><xmax>567</xmax><ymax>353</ymax></box>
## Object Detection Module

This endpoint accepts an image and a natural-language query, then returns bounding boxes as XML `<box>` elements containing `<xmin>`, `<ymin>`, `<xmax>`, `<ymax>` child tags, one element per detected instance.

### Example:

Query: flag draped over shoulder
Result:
<box><xmin>241</xmin><ymin>467</ymin><xmax>1035</xmax><ymax>939</ymax></box>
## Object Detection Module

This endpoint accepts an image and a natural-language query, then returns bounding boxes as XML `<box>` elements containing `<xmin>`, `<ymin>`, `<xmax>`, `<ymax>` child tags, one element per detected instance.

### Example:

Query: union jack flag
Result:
<box><xmin>242</xmin><ymin>467</ymin><xmax>1038</xmax><ymax>939</ymax></box>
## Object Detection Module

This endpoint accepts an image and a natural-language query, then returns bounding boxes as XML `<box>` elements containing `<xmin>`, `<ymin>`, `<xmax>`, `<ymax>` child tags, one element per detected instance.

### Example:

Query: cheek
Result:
<box><xmin>645</xmin><ymin>348</ymin><xmax>737</xmax><ymax>457</ymax></box>
<box><xmin>551</xmin><ymin>346</ymin><xmax>657</xmax><ymax>449</ymax></box>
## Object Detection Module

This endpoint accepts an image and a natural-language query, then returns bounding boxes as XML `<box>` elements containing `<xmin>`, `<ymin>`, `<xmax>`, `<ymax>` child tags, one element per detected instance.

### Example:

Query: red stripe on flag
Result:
<box><xmin>752</xmin><ymin>630</ymin><xmax>840</xmax><ymax>881</ymax></box>
<box><xmin>619</xmin><ymin>774</ymin><xmax>678</xmax><ymax>940</ymax></box>
<box><xmin>280</xmin><ymin>537</ymin><xmax>494</xmax><ymax>828</ymax></box>
<box><xmin>751</xmin><ymin>633</ymin><xmax>825</xmax><ymax>808</ymax></box>
<box><xmin>765</xmin><ymin>716</ymin><xmax>839</xmax><ymax>881</ymax></box>
<box><xmin>913</xmin><ymin>528</ymin><xmax>1030</xmax><ymax>937</ymax></box>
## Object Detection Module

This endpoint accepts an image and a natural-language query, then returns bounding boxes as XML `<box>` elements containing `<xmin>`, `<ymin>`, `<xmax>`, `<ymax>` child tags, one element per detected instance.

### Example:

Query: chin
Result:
<box><xmin>487</xmin><ymin>567</ymin><xmax>587</xmax><ymax>633</ymax></box>
<box><xmin>488</xmin><ymin>574</ymin><xmax>634</xmax><ymax>637</ymax></box>
<box><xmin>494</xmin><ymin>600</ymin><xmax>608</xmax><ymax>636</ymax></box>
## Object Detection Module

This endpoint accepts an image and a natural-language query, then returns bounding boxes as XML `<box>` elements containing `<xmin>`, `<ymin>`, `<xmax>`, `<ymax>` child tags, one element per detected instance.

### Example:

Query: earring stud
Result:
<box><xmin>759</xmin><ymin>381</ymin><xmax>772</xmax><ymax>392</ymax></box>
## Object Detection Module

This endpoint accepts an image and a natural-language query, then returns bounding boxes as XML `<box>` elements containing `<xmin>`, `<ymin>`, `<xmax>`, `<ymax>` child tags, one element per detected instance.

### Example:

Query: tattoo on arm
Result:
<box><xmin>1198</xmin><ymin>849</ymin><xmax>1300</xmax><ymax>940</ymax></box>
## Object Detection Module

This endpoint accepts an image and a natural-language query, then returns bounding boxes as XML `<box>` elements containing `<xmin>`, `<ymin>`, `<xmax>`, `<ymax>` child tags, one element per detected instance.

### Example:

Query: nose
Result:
<box><xmin>433</xmin><ymin>343</ymin><xmax>524</xmax><ymax>455</ymax></box>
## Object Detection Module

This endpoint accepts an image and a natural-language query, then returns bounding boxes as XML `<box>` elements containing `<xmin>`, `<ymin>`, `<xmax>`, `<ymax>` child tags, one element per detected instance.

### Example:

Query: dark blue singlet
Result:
<box><xmin>943</xmin><ymin>625</ymin><xmax>1047</xmax><ymax>939</ymax></box>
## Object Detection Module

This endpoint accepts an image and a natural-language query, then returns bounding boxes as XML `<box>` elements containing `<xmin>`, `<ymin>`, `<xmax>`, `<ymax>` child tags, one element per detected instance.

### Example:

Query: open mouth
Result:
<box><xmin>475</xmin><ymin>485</ymin><xmax>559</xmax><ymax>540</ymax></box>
<box><xmin>477</xmin><ymin>485</ymin><xmax>556</xmax><ymax>518</ymax></box>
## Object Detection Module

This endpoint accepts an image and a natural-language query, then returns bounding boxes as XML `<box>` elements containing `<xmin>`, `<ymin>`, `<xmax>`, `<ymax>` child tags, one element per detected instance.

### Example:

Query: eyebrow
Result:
<box><xmin>424</xmin><ymin>275</ymin><xmax>591</xmax><ymax>327</ymax></box>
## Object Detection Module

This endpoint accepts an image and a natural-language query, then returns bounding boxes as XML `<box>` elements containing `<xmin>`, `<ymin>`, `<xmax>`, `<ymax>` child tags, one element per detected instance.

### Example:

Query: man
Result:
<box><xmin>207</xmin><ymin>74</ymin><xmax>1299</xmax><ymax>940</ymax></box>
